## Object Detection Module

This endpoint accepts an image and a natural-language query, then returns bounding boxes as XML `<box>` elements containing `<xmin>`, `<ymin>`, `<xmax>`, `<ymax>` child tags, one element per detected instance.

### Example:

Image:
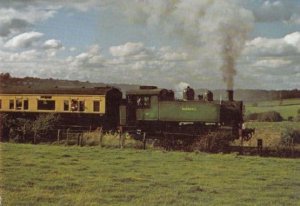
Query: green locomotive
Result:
<box><xmin>120</xmin><ymin>86</ymin><xmax>246</xmax><ymax>141</ymax></box>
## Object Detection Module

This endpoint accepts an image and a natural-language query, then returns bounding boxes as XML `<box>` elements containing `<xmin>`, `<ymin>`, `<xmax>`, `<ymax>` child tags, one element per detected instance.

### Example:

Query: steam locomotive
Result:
<box><xmin>0</xmin><ymin>85</ymin><xmax>252</xmax><ymax>142</ymax></box>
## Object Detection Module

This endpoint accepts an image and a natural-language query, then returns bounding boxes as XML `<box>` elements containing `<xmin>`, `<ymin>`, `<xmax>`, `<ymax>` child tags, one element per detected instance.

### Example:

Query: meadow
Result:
<box><xmin>243</xmin><ymin>98</ymin><xmax>300</xmax><ymax>147</ymax></box>
<box><xmin>243</xmin><ymin>121</ymin><xmax>300</xmax><ymax>147</ymax></box>
<box><xmin>245</xmin><ymin>98</ymin><xmax>300</xmax><ymax>119</ymax></box>
<box><xmin>1</xmin><ymin>143</ymin><xmax>300</xmax><ymax>206</ymax></box>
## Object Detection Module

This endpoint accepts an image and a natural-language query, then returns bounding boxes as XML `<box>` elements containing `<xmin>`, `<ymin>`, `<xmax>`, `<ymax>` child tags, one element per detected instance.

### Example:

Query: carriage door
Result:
<box><xmin>127</xmin><ymin>95</ymin><xmax>137</xmax><ymax>124</ymax></box>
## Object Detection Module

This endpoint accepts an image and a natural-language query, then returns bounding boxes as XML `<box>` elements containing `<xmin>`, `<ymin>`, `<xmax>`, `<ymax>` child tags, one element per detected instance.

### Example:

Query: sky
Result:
<box><xmin>0</xmin><ymin>0</ymin><xmax>299</xmax><ymax>90</ymax></box>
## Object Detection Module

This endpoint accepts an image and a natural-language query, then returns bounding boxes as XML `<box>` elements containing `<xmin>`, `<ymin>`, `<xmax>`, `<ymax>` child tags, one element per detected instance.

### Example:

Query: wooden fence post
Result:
<box><xmin>66</xmin><ymin>128</ymin><xmax>70</xmax><ymax>145</ymax></box>
<box><xmin>22</xmin><ymin>125</ymin><xmax>26</xmax><ymax>142</ymax></box>
<box><xmin>33</xmin><ymin>131</ymin><xmax>37</xmax><ymax>144</ymax></box>
<box><xmin>239</xmin><ymin>135</ymin><xmax>244</xmax><ymax>155</ymax></box>
<box><xmin>57</xmin><ymin>129</ymin><xmax>60</xmax><ymax>143</ymax></box>
<box><xmin>80</xmin><ymin>133</ymin><xmax>83</xmax><ymax>147</ymax></box>
<box><xmin>291</xmin><ymin>138</ymin><xmax>294</xmax><ymax>157</ymax></box>
<box><xmin>77</xmin><ymin>133</ymin><xmax>80</xmax><ymax>146</ymax></box>
<box><xmin>99</xmin><ymin>127</ymin><xmax>103</xmax><ymax>147</ymax></box>
<box><xmin>143</xmin><ymin>132</ymin><xmax>147</xmax><ymax>150</ymax></box>
<box><xmin>119</xmin><ymin>126</ymin><xmax>124</xmax><ymax>149</ymax></box>
<box><xmin>257</xmin><ymin>139</ymin><xmax>263</xmax><ymax>155</ymax></box>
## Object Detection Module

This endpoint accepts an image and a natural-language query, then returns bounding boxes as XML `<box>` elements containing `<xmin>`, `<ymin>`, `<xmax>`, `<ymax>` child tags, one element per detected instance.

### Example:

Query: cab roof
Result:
<box><xmin>126</xmin><ymin>88</ymin><xmax>168</xmax><ymax>96</ymax></box>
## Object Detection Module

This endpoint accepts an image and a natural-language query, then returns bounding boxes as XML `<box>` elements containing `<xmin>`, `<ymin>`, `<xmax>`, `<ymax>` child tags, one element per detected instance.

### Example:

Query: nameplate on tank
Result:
<box><xmin>181</xmin><ymin>107</ymin><xmax>197</xmax><ymax>111</ymax></box>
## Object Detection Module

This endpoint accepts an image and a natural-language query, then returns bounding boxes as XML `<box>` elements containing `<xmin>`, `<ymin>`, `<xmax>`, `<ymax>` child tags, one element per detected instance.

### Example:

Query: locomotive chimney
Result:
<box><xmin>227</xmin><ymin>90</ymin><xmax>234</xmax><ymax>101</ymax></box>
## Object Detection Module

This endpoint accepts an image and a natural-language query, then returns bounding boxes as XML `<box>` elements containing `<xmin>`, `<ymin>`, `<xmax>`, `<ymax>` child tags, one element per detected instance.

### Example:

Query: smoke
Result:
<box><xmin>118</xmin><ymin>0</ymin><xmax>254</xmax><ymax>89</ymax></box>
<box><xmin>174</xmin><ymin>81</ymin><xmax>190</xmax><ymax>98</ymax></box>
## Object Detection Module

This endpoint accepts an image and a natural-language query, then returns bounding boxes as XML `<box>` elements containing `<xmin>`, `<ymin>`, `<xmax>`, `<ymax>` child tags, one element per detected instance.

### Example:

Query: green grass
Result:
<box><xmin>245</xmin><ymin>98</ymin><xmax>300</xmax><ymax>119</ymax></box>
<box><xmin>1</xmin><ymin>143</ymin><xmax>300</xmax><ymax>205</ymax></box>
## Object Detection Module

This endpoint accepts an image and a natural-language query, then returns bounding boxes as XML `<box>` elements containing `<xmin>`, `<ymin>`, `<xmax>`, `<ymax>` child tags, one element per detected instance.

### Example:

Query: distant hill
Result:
<box><xmin>1</xmin><ymin>73</ymin><xmax>299</xmax><ymax>102</ymax></box>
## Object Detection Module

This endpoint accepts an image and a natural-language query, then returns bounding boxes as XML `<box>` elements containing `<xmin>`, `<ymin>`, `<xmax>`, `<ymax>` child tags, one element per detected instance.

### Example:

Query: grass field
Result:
<box><xmin>1</xmin><ymin>143</ymin><xmax>300</xmax><ymax>206</ymax></box>
<box><xmin>245</xmin><ymin>98</ymin><xmax>300</xmax><ymax>119</ymax></box>
<box><xmin>244</xmin><ymin>98</ymin><xmax>300</xmax><ymax>147</ymax></box>
<box><xmin>242</xmin><ymin>121</ymin><xmax>300</xmax><ymax>147</ymax></box>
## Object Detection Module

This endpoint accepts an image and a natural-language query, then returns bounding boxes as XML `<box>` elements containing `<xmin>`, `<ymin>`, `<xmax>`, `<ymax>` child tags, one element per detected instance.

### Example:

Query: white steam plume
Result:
<box><xmin>119</xmin><ymin>0</ymin><xmax>254</xmax><ymax>89</ymax></box>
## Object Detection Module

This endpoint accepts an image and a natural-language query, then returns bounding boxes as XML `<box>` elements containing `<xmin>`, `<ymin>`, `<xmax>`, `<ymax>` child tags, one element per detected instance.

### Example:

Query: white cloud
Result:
<box><xmin>43</xmin><ymin>39</ymin><xmax>63</xmax><ymax>50</ymax></box>
<box><xmin>283</xmin><ymin>32</ymin><xmax>300</xmax><ymax>51</ymax></box>
<box><xmin>68</xmin><ymin>45</ymin><xmax>105</xmax><ymax>68</ymax></box>
<box><xmin>244</xmin><ymin>33</ymin><xmax>300</xmax><ymax>57</ymax></box>
<box><xmin>253</xmin><ymin>59</ymin><xmax>291</xmax><ymax>69</ymax></box>
<box><xmin>4</xmin><ymin>31</ymin><xmax>44</xmax><ymax>49</ymax></box>
<box><xmin>237</xmin><ymin>31</ymin><xmax>300</xmax><ymax>89</ymax></box>
<box><xmin>159</xmin><ymin>47</ymin><xmax>188</xmax><ymax>61</ymax></box>
<box><xmin>110</xmin><ymin>42</ymin><xmax>145</xmax><ymax>57</ymax></box>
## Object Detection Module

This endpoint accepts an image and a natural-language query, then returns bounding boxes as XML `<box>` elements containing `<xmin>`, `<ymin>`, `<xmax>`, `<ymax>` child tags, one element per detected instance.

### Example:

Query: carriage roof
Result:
<box><xmin>0</xmin><ymin>86</ymin><xmax>121</xmax><ymax>95</ymax></box>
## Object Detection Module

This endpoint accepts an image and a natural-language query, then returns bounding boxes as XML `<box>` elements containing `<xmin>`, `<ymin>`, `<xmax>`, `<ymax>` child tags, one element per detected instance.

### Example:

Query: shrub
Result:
<box><xmin>275</xmin><ymin>128</ymin><xmax>300</xmax><ymax>157</ymax></box>
<box><xmin>32</xmin><ymin>114</ymin><xmax>61</xmax><ymax>142</ymax></box>
<box><xmin>1</xmin><ymin>113</ymin><xmax>61</xmax><ymax>143</ymax></box>
<box><xmin>246</xmin><ymin>111</ymin><xmax>283</xmax><ymax>122</ymax></box>
<box><xmin>191</xmin><ymin>131</ymin><xmax>234</xmax><ymax>153</ymax></box>
<box><xmin>281</xmin><ymin>128</ymin><xmax>300</xmax><ymax>145</ymax></box>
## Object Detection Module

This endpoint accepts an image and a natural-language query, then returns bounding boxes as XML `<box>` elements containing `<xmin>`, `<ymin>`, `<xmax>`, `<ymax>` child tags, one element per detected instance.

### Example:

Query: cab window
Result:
<box><xmin>136</xmin><ymin>96</ymin><xmax>151</xmax><ymax>108</ymax></box>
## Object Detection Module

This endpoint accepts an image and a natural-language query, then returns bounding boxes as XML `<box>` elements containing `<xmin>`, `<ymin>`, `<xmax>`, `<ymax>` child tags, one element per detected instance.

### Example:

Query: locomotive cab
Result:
<box><xmin>120</xmin><ymin>87</ymin><xmax>174</xmax><ymax>126</ymax></box>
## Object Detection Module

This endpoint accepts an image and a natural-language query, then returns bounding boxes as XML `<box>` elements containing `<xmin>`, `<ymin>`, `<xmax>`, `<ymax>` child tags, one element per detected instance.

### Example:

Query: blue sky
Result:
<box><xmin>0</xmin><ymin>0</ymin><xmax>299</xmax><ymax>90</ymax></box>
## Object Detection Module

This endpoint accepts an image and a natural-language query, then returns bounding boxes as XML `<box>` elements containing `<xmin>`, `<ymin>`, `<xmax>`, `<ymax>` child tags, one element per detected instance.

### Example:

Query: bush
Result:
<box><xmin>1</xmin><ymin>113</ymin><xmax>61</xmax><ymax>143</ymax></box>
<box><xmin>274</xmin><ymin>128</ymin><xmax>300</xmax><ymax>157</ymax></box>
<box><xmin>32</xmin><ymin>114</ymin><xmax>61</xmax><ymax>142</ymax></box>
<box><xmin>191</xmin><ymin>131</ymin><xmax>234</xmax><ymax>153</ymax></box>
<box><xmin>281</xmin><ymin>128</ymin><xmax>300</xmax><ymax>145</ymax></box>
<box><xmin>246</xmin><ymin>111</ymin><xmax>283</xmax><ymax>122</ymax></box>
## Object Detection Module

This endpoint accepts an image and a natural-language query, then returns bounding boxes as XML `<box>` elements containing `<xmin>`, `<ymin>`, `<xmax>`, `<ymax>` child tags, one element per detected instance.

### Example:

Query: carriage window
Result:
<box><xmin>16</xmin><ymin>99</ymin><xmax>22</xmax><ymax>110</ymax></box>
<box><xmin>71</xmin><ymin>100</ymin><xmax>78</xmax><ymax>111</ymax></box>
<box><xmin>136</xmin><ymin>96</ymin><xmax>151</xmax><ymax>108</ymax></box>
<box><xmin>9</xmin><ymin>100</ymin><xmax>14</xmax><ymax>109</ymax></box>
<box><xmin>23</xmin><ymin>100</ymin><xmax>28</xmax><ymax>110</ymax></box>
<box><xmin>93</xmin><ymin>101</ymin><xmax>100</xmax><ymax>112</ymax></box>
<box><xmin>79</xmin><ymin>101</ymin><xmax>85</xmax><ymax>111</ymax></box>
<box><xmin>37</xmin><ymin>100</ymin><xmax>55</xmax><ymax>110</ymax></box>
<box><xmin>64</xmin><ymin>100</ymin><xmax>69</xmax><ymax>111</ymax></box>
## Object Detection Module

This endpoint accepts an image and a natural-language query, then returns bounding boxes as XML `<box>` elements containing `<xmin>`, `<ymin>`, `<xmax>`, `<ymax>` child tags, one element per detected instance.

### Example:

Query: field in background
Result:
<box><xmin>243</xmin><ymin>98</ymin><xmax>300</xmax><ymax>148</ymax></box>
<box><xmin>245</xmin><ymin>98</ymin><xmax>300</xmax><ymax>119</ymax></box>
<box><xmin>1</xmin><ymin>143</ymin><xmax>300</xmax><ymax>206</ymax></box>
<box><xmin>242</xmin><ymin>122</ymin><xmax>300</xmax><ymax>147</ymax></box>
